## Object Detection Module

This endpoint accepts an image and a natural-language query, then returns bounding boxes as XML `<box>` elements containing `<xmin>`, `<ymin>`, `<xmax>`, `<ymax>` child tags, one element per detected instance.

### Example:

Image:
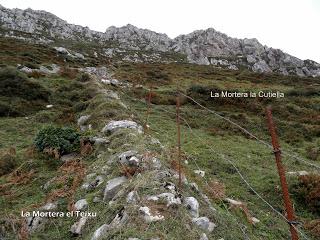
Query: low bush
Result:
<box><xmin>0</xmin><ymin>67</ymin><xmax>50</xmax><ymax>101</ymax></box>
<box><xmin>293</xmin><ymin>174</ymin><xmax>320</xmax><ymax>215</ymax></box>
<box><xmin>34</xmin><ymin>125</ymin><xmax>80</xmax><ymax>155</ymax></box>
<box><xmin>76</xmin><ymin>72</ymin><xmax>91</xmax><ymax>82</ymax></box>
<box><xmin>0</xmin><ymin>149</ymin><xmax>17</xmax><ymax>176</ymax></box>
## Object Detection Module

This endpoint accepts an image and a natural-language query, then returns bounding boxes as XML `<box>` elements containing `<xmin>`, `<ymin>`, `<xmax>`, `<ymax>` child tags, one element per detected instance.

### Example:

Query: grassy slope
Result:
<box><xmin>0</xmin><ymin>37</ymin><xmax>319</xmax><ymax>239</ymax></box>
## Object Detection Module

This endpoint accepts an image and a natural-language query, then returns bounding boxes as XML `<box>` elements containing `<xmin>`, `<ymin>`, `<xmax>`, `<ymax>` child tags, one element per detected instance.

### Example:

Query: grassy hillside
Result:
<box><xmin>0</xmin><ymin>36</ymin><xmax>319</xmax><ymax>240</ymax></box>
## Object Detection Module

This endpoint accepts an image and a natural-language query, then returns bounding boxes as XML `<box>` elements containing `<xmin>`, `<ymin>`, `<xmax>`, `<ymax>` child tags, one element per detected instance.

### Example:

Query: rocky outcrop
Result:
<box><xmin>1</xmin><ymin>5</ymin><xmax>319</xmax><ymax>77</ymax></box>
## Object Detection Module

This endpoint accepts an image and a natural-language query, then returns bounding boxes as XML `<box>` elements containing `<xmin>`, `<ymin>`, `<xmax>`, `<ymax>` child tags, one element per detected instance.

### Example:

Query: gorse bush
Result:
<box><xmin>34</xmin><ymin>125</ymin><xmax>80</xmax><ymax>155</ymax></box>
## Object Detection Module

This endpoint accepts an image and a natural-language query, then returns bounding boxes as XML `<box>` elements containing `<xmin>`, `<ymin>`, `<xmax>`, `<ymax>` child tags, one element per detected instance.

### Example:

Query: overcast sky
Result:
<box><xmin>1</xmin><ymin>0</ymin><xmax>319</xmax><ymax>62</ymax></box>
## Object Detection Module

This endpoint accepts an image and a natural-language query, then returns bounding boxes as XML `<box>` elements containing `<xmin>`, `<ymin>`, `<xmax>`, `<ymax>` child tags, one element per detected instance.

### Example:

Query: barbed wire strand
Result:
<box><xmin>179</xmin><ymin>92</ymin><xmax>320</xmax><ymax>171</ymax></box>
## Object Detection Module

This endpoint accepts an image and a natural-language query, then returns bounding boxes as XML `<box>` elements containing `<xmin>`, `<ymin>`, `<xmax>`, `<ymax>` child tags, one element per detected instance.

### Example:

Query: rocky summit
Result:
<box><xmin>1</xmin><ymin>4</ymin><xmax>320</xmax><ymax>77</ymax></box>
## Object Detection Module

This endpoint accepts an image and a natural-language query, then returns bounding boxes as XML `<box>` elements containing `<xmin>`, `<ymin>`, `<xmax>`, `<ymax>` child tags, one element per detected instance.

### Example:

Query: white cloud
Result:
<box><xmin>0</xmin><ymin>0</ymin><xmax>319</xmax><ymax>62</ymax></box>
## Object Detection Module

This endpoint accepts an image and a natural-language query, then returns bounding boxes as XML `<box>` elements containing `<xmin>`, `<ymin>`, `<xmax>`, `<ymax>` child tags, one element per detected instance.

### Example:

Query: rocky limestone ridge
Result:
<box><xmin>1</xmin><ymin>4</ymin><xmax>320</xmax><ymax>77</ymax></box>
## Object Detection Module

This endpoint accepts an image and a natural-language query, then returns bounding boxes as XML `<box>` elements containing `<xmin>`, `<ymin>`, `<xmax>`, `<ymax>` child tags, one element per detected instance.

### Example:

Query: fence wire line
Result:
<box><xmin>179</xmin><ymin>92</ymin><xmax>320</xmax><ymax>171</ymax></box>
<box><xmin>122</xmin><ymin>90</ymin><xmax>310</xmax><ymax>239</ymax></box>
<box><xmin>145</xmin><ymin>102</ymin><xmax>309</xmax><ymax>240</ymax></box>
<box><xmin>121</xmin><ymin>92</ymin><xmax>251</xmax><ymax>235</ymax></box>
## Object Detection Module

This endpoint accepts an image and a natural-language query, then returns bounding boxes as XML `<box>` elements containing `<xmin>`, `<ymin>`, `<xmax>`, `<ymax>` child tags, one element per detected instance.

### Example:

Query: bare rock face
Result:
<box><xmin>1</xmin><ymin>5</ymin><xmax>320</xmax><ymax>77</ymax></box>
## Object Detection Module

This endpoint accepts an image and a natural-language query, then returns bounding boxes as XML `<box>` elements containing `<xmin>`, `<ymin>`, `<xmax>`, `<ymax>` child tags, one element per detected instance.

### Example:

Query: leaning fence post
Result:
<box><xmin>176</xmin><ymin>89</ymin><xmax>182</xmax><ymax>189</ymax></box>
<box><xmin>266</xmin><ymin>107</ymin><xmax>299</xmax><ymax>240</ymax></box>
<box><xmin>144</xmin><ymin>85</ymin><xmax>153</xmax><ymax>134</ymax></box>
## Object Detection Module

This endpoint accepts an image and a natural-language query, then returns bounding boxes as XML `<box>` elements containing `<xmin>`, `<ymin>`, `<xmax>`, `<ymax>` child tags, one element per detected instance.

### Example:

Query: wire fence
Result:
<box><xmin>120</xmin><ymin>88</ymin><xmax>318</xmax><ymax>240</ymax></box>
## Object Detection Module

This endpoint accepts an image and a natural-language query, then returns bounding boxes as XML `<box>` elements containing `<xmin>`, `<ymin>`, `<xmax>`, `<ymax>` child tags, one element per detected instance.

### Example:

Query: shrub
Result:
<box><xmin>34</xmin><ymin>126</ymin><xmax>80</xmax><ymax>155</ymax></box>
<box><xmin>59</xmin><ymin>67</ymin><xmax>78</xmax><ymax>79</ymax></box>
<box><xmin>76</xmin><ymin>72</ymin><xmax>91</xmax><ymax>82</ymax></box>
<box><xmin>294</xmin><ymin>174</ymin><xmax>320</xmax><ymax>215</ymax></box>
<box><xmin>0</xmin><ymin>149</ymin><xmax>17</xmax><ymax>176</ymax></box>
<box><xmin>0</xmin><ymin>67</ymin><xmax>50</xmax><ymax>101</ymax></box>
<box><xmin>306</xmin><ymin>146</ymin><xmax>320</xmax><ymax>161</ymax></box>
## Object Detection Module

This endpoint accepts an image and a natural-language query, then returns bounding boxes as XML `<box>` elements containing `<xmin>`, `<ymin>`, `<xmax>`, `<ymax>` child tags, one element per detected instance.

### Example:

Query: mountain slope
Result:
<box><xmin>1</xmin><ymin>5</ymin><xmax>320</xmax><ymax>77</ymax></box>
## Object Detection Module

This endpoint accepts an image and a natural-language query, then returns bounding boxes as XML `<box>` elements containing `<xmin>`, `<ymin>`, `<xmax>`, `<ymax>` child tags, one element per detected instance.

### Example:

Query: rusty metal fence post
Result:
<box><xmin>176</xmin><ymin>90</ymin><xmax>182</xmax><ymax>189</ymax></box>
<box><xmin>144</xmin><ymin>86</ymin><xmax>153</xmax><ymax>134</ymax></box>
<box><xmin>266</xmin><ymin>107</ymin><xmax>299</xmax><ymax>240</ymax></box>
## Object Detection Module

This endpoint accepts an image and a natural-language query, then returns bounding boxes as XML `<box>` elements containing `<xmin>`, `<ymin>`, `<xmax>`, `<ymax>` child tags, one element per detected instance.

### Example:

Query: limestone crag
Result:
<box><xmin>1</xmin><ymin>4</ymin><xmax>319</xmax><ymax>77</ymax></box>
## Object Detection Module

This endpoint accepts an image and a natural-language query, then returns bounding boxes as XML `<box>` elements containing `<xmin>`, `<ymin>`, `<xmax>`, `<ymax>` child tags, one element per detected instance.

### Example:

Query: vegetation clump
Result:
<box><xmin>34</xmin><ymin>125</ymin><xmax>80</xmax><ymax>156</ymax></box>
<box><xmin>0</xmin><ymin>67</ymin><xmax>50</xmax><ymax>116</ymax></box>
<box><xmin>294</xmin><ymin>174</ymin><xmax>320</xmax><ymax>215</ymax></box>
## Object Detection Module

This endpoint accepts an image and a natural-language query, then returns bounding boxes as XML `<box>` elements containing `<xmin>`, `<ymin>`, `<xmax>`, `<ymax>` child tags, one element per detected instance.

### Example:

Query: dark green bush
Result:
<box><xmin>0</xmin><ymin>67</ymin><xmax>50</xmax><ymax>101</ymax></box>
<box><xmin>34</xmin><ymin>125</ymin><xmax>80</xmax><ymax>155</ymax></box>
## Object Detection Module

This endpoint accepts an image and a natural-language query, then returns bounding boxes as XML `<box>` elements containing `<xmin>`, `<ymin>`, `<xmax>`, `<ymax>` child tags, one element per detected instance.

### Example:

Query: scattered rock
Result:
<box><xmin>78</xmin><ymin>115</ymin><xmax>90</xmax><ymax>126</ymax></box>
<box><xmin>199</xmin><ymin>233</ymin><xmax>209</xmax><ymax>240</ymax></box>
<box><xmin>91</xmin><ymin>137</ymin><xmax>109</xmax><ymax>146</ymax></box>
<box><xmin>287</xmin><ymin>171</ymin><xmax>309</xmax><ymax>176</ymax></box>
<box><xmin>102</xmin><ymin>120</ymin><xmax>143</xmax><ymax>134</ymax></box>
<box><xmin>147</xmin><ymin>193</ymin><xmax>181</xmax><ymax>207</ymax></box>
<box><xmin>190</xmin><ymin>182</ymin><xmax>199</xmax><ymax>192</ymax></box>
<box><xmin>139</xmin><ymin>206</ymin><xmax>164</xmax><ymax>223</ymax></box>
<box><xmin>184</xmin><ymin>197</ymin><xmax>199</xmax><ymax>217</ymax></box>
<box><xmin>251</xmin><ymin>217</ymin><xmax>260</xmax><ymax>224</ymax></box>
<box><xmin>91</xmin><ymin>208</ymin><xmax>128</xmax><ymax>240</ymax></box>
<box><xmin>26</xmin><ymin>202</ymin><xmax>57</xmax><ymax>232</ymax></box>
<box><xmin>60</xmin><ymin>153</ymin><xmax>78</xmax><ymax>162</ymax></box>
<box><xmin>119</xmin><ymin>150</ymin><xmax>138</xmax><ymax>165</ymax></box>
<box><xmin>74</xmin><ymin>199</ymin><xmax>88</xmax><ymax>211</ymax></box>
<box><xmin>192</xmin><ymin>217</ymin><xmax>216</xmax><ymax>232</ymax></box>
<box><xmin>70</xmin><ymin>216</ymin><xmax>87</xmax><ymax>236</ymax></box>
<box><xmin>194</xmin><ymin>170</ymin><xmax>205</xmax><ymax>177</ymax></box>
<box><xmin>91</xmin><ymin>224</ymin><xmax>109</xmax><ymax>240</ymax></box>
<box><xmin>225</xmin><ymin>198</ymin><xmax>243</xmax><ymax>207</ymax></box>
<box><xmin>103</xmin><ymin>176</ymin><xmax>127</xmax><ymax>201</ymax></box>
<box><xmin>126</xmin><ymin>191</ymin><xmax>140</xmax><ymax>204</ymax></box>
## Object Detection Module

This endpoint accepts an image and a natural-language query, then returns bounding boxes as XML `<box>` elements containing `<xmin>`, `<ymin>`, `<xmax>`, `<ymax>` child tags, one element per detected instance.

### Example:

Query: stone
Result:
<box><xmin>60</xmin><ymin>153</ymin><xmax>78</xmax><ymax>162</ymax></box>
<box><xmin>225</xmin><ymin>198</ymin><xmax>243</xmax><ymax>206</ymax></box>
<box><xmin>74</xmin><ymin>199</ymin><xmax>88</xmax><ymax>211</ymax></box>
<box><xmin>128</xmin><ymin>156</ymin><xmax>140</xmax><ymax>166</ymax></box>
<box><xmin>251</xmin><ymin>217</ymin><xmax>260</xmax><ymax>224</ymax></box>
<box><xmin>184</xmin><ymin>197</ymin><xmax>199</xmax><ymax>217</ymax></box>
<box><xmin>194</xmin><ymin>170</ymin><xmax>205</xmax><ymax>177</ymax></box>
<box><xmin>126</xmin><ymin>191</ymin><xmax>140</xmax><ymax>204</ymax></box>
<box><xmin>147</xmin><ymin>193</ymin><xmax>181</xmax><ymax>207</ymax></box>
<box><xmin>101</xmin><ymin>79</ymin><xmax>111</xmax><ymax>84</ymax></box>
<box><xmin>101</xmin><ymin>120</ymin><xmax>143</xmax><ymax>134</ymax></box>
<box><xmin>199</xmin><ymin>233</ymin><xmax>209</xmax><ymax>240</ymax></box>
<box><xmin>192</xmin><ymin>217</ymin><xmax>216</xmax><ymax>232</ymax></box>
<box><xmin>77</xmin><ymin>115</ymin><xmax>90</xmax><ymax>126</ymax></box>
<box><xmin>70</xmin><ymin>217</ymin><xmax>87</xmax><ymax>236</ymax></box>
<box><xmin>287</xmin><ymin>171</ymin><xmax>309</xmax><ymax>176</ymax></box>
<box><xmin>110</xmin><ymin>79</ymin><xmax>120</xmax><ymax>86</ymax></box>
<box><xmin>252</xmin><ymin>60</ymin><xmax>272</xmax><ymax>73</ymax></box>
<box><xmin>91</xmin><ymin>209</ymin><xmax>128</xmax><ymax>240</ymax></box>
<box><xmin>139</xmin><ymin>206</ymin><xmax>164</xmax><ymax>223</ymax></box>
<box><xmin>91</xmin><ymin>224</ymin><xmax>109</xmax><ymax>240</ymax></box>
<box><xmin>119</xmin><ymin>150</ymin><xmax>138</xmax><ymax>165</ymax></box>
<box><xmin>91</xmin><ymin>137</ymin><xmax>109</xmax><ymax>145</ymax></box>
<box><xmin>103</xmin><ymin>176</ymin><xmax>127</xmax><ymax>201</ymax></box>
<box><xmin>46</xmin><ymin>104</ymin><xmax>53</xmax><ymax>108</ymax></box>
<box><xmin>190</xmin><ymin>182</ymin><xmax>199</xmax><ymax>192</ymax></box>
<box><xmin>163</xmin><ymin>182</ymin><xmax>176</xmax><ymax>193</ymax></box>
<box><xmin>26</xmin><ymin>202</ymin><xmax>57</xmax><ymax>232</ymax></box>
